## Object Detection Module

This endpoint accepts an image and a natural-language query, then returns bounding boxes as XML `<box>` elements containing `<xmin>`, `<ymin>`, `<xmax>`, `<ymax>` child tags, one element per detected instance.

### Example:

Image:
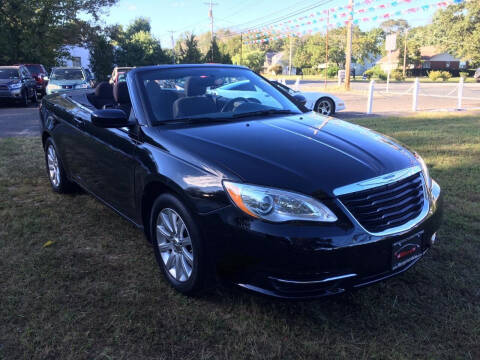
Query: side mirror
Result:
<box><xmin>91</xmin><ymin>109</ymin><xmax>133</xmax><ymax>128</ymax></box>
<box><xmin>293</xmin><ymin>93</ymin><xmax>307</xmax><ymax>107</ymax></box>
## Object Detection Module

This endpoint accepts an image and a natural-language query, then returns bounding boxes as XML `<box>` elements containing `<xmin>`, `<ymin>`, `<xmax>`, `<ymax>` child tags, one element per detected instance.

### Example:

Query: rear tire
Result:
<box><xmin>44</xmin><ymin>138</ymin><xmax>75</xmax><ymax>193</ymax></box>
<box><xmin>20</xmin><ymin>89</ymin><xmax>28</xmax><ymax>107</ymax></box>
<box><xmin>150</xmin><ymin>193</ymin><xmax>215</xmax><ymax>296</ymax></box>
<box><xmin>31</xmin><ymin>89</ymin><xmax>38</xmax><ymax>104</ymax></box>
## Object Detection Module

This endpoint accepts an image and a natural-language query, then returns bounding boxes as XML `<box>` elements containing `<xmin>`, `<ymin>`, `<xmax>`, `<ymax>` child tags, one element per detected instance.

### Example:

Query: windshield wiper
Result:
<box><xmin>160</xmin><ymin>116</ymin><xmax>234</xmax><ymax>125</ymax></box>
<box><xmin>231</xmin><ymin>109</ymin><xmax>299</xmax><ymax>119</ymax></box>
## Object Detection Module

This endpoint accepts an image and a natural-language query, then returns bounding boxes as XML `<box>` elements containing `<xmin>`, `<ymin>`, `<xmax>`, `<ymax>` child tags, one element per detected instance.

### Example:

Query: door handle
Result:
<box><xmin>73</xmin><ymin>116</ymin><xmax>84</xmax><ymax>126</ymax></box>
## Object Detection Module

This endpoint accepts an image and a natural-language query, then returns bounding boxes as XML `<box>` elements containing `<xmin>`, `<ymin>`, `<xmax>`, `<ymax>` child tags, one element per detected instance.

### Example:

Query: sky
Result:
<box><xmin>97</xmin><ymin>0</ymin><xmax>441</xmax><ymax>48</ymax></box>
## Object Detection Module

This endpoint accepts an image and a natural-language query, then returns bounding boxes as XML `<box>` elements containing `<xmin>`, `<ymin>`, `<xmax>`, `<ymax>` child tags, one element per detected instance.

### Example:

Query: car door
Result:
<box><xmin>71</xmin><ymin>105</ymin><xmax>139</xmax><ymax>219</ymax></box>
<box><xmin>20</xmin><ymin>67</ymin><xmax>35</xmax><ymax>97</ymax></box>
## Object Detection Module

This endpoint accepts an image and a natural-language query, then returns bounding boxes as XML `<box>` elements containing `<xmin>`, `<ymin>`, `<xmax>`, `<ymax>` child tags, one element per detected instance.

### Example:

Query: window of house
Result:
<box><xmin>422</xmin><ymin>61</ymin><xmax>431</xmax><ymax>69</ymax></box>
<box><xmin>71</xmin><ymin>57</ymin><xmax>81</xmax><ymax>67</ymax></box>
<box><xmin>446</xmin><ymin>62</ymin><xmax>450</xmax><ymax>68</ymax></box>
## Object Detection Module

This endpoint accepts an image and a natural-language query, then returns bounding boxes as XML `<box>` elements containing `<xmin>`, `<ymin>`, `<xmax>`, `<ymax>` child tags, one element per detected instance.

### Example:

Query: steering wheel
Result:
<box><xmin>221</xmin><ymin>97</ymin><xmax>249</xmax><ymax>112</ymax></box>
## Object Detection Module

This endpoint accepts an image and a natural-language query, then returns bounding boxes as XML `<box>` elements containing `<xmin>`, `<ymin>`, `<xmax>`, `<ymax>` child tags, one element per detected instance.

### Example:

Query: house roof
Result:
<box><xmin>376</xmin><ymin>46</ymin><xmax>461</xmax><ymax>64</ymax></box>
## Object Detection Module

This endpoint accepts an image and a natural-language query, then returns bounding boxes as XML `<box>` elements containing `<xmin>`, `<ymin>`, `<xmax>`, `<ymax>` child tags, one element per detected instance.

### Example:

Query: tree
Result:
<box><xmin>430</xmin><ymin>1</ymin><xmax>480</xmax><ymax>66</ymax></box>
<box><xmin>177</xmin><ymin>33</ymin><xmax>203</xmax><ymax>64</ymax></box>
<box><xmin>203</xmin><ymin>37</ymin><xmax>232</xmax><ymax>64</ymax></box>
<box><xmin>0</xmin><ymin>0</ymin><xmax>117</xmax><ymax>67</ymax></box>
<box><xmin>88</xmin><ymin>33</ymin><xmax>115</xmax><ymax>81</ymax></box>
<box><xmin>232</xmin><ymin>49</ymin><xmax>265</xmax><ymax>72</ymax></box>
<box><xmin>112</xmin><ymin>18</ymin><xmax>169</xmax><ymax>67</ymax></box>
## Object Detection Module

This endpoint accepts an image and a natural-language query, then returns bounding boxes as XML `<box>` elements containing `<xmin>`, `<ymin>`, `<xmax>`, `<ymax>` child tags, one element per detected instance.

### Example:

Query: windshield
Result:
<box><xmin>51</xmin><ymin>68</ymin><xmax>85</xmax><ymax>81</ymax></box>
<box><xmin>138</xmin><ymin>67</ymin><xmax>302</xmax><ymax>124</ymax></box>
<box><xmin>273</xmin><ymin>81</ymin><xmax>298</xmax><ymax>96</ymax></box>
<box><xmin>25</xmin><ymin>65</ymin><xmax>45</xmax><ymax>75</ymax></box>
<box><xmin>0</xmin><ymin>69</ymin><xmax>20</xmax><ymax>79</ymax></box>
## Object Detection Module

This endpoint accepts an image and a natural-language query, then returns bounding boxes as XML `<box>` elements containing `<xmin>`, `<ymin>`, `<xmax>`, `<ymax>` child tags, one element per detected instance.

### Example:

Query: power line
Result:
<box><xmin>220</xmin><ymin>0</ymin><xmax>335</xmax><ymax>38</ymax></box>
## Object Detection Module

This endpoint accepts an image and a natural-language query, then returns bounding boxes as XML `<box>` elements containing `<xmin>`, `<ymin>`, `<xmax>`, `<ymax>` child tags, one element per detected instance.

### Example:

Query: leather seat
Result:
<box><xmin>173</xmin><ymin>77</ymin><xmax>217</xmax><ymax>118</ymax></box>
<box><xmin>146</xmin><ymin>81</ymin><xmax>179</xmax><ymax>120</ymax></box>
<box><xmin>113</xmin><ymin>82</ymin><xmax>131</xmax><ymax>115</ymax></box>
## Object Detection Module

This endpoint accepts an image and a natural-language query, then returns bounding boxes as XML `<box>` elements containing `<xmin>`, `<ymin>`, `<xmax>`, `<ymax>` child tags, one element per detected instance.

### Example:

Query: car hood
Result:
<box><xmin>150</xmin><ymin>113</ymin><xmax>418</xmax><ymax>198</ymax></box>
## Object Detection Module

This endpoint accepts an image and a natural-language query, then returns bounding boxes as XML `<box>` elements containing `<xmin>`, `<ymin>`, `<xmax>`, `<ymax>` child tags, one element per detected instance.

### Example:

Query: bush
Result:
<box><xmin>327</xmin><ymin>65</ymin><xmax>339</xmax><ymax>78</ymax></box>
<box><xmin>392</xmin><ymin>69</ymin><xmax>405</xmax><ymax>81</ymax></box>
<box><xmin>441</xmin><ymin>71</ymin><xmax>452</xmax><ymax>81</ymax></box>
<box><xmin>268</xmin><ymin>64</ymin><xmax>283</xmax><ymax>75</ymax></box>
<box><xmin>300</xmin><ymin>65</ymin><xmax>339</xmax><ymax>77</ymax></box>
<box><xmin>364</xmin><ymin>66</ymin><xmax>387</xmax><ymax>81</ymax></box>
<box><xmin>428</xmin><ymin>70</ymin><xmax>443</xmax><ymax>81</ymax></box>
<box><xmin>459</xmin><ymin>71</ymin><xmax>469</xmax><ymax>79</ymax></box>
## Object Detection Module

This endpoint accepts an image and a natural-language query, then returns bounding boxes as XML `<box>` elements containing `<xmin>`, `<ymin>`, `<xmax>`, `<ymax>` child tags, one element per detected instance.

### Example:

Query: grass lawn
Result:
<box><xmin>1</xmin><ymin>114</ymin><xmax>479</xmax><ymax>359</ymax></box>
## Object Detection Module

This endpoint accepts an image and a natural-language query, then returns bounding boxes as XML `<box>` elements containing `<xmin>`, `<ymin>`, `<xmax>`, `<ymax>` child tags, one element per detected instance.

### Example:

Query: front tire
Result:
<box><xmin>20</xmin><ymin>89</ymin><xmax>28</xmax><ymax>107</ymax></box>
<box><xmin>315</xmin><ymin>97</ymin><xmax>335</xmax><ymax>116</ymax></box>
<box><xmin>31</xmin><ymin>89</ymin><xmax>38</xmax><ymax>104</ymax></box>
<box><xmin>44</xmin><ymin>138</ymin><xmax>75</xmax><ymax>193</ymax></box>
<box><xmin>150</xmin><ymin>193</ymin><xmax>214</xmax><ymax>295</ymax></box>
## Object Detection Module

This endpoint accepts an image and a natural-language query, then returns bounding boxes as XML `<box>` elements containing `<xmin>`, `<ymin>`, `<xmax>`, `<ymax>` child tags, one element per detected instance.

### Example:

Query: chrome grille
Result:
<box><xmin>339</xmin><ymin>172</ymin><xmax>425</xmax><ymax>233</ymax></box>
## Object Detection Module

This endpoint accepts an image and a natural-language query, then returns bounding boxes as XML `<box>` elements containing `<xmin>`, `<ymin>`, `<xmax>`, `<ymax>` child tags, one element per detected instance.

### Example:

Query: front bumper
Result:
<box><xmin>202</xmin><ymin>180</ymin><xmax>443</xmax><ymax>299</ymax></box>
<box><xmin>0</xmin><ymin>88</ymin><xmax>22</xmax><ymax>100</ymax></box>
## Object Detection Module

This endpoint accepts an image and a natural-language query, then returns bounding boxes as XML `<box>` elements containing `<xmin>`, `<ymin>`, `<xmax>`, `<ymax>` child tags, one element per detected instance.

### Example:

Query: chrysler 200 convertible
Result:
<box><xmin>39</xmin><ymin>64</ymin><xmax>443</xmax><ymax>299</ymax></box>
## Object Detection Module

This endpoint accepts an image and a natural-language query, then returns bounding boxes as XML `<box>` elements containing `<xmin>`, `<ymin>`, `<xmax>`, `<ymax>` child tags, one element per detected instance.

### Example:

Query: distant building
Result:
<box><xmin>264</xmin><ymin>51</ymin><xmax>297</xmax><ymax>75</ymax></box>
<box><xmin>59</xmin><ymin>46</ymin><xmax>91</xmax><ymax>70</ymax></box>
<box><xmin>376</xmin><ymin>46</ymin><xmax>466</xmax><ymax>75</ymax></box>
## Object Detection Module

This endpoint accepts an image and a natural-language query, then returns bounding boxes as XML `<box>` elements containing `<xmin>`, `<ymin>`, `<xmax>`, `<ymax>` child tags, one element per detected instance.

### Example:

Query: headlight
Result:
<box><xmin>76</xmin><ymin>83</ymin><xmax>89</xmax><ymax>89</ymax></box>
<box><xmin>416</xmin><ymin>154</ymin><xmax>432</xmax><ymax>189</ymax></box>
<box><xmin>47</xmin><ymin>84</ymin><xmax>61</xmax><ymax>90</ymax></box>
<box><xmin>9</xmin><ymin>82</ymin><xmax>22</xmax><ymax>89</ymax></box>
<box><xmin>223</xmin><ymin>181</ymin><xmax>337</xmax><ymax>223</ymax></box>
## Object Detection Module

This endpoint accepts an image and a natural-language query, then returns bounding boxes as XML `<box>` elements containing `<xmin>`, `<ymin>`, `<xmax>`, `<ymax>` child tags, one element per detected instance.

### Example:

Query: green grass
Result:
<box><xmin>1</xmin><ymin>114</ymin><xmax>480</xmax><ymax>359</ymax></box>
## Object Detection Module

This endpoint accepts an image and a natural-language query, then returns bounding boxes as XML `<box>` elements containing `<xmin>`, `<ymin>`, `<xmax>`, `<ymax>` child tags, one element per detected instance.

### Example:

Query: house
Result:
<box><xmin>264</xmin><ymin>51</ymin><xmax>297</xmax><ymax>75</ymax></box>
<box><xmin>376</xmin><ymin>46</ymin><xmax>466</xmax><ymax>75</ymax></box>
<box><xmin>59</xmin><ymin>46</ymin><xmax>92</xmax><ymax>70</ymax></box>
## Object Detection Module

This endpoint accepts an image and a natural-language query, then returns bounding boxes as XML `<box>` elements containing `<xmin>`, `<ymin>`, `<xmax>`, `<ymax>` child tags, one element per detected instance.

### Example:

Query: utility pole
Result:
<box><xmin>402</xmin><ymin>28</ymin><xmax>409</xmax><ymax>77</ymax></box>
<box><xmin>344</xmin><ymin>0</ymin><xmax>354</xmax><ymax>90</ymax></box>
<box><xmin>168</xmin><ymin>31</ymin><xmax>176</xmax><ymax>64</ymax></box>
<box><xmin>204</xmin><ymin>0</ymin><xmax>218</xmax><ymax>62</ymax></box>
<box><xmin>325</xmin><ymin>9</ymin><xmax>329</xmax><ymax>88</ymax></box>
<box><xmin>289</xmin><ymin>36</ymin><xmax>293</xmax><ymax>75</ymax></box>
<box><xmin>240</xmin><ymin>32</ymin><xmax>243</xmax><ymax>65</ymax></box>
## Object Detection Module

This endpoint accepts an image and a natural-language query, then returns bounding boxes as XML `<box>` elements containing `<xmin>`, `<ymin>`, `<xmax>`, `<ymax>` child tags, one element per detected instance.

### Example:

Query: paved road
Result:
<box><xmin>0</xmin><ymin>103</ymin><xmax>40</xmax><ymax>138</ymax></box>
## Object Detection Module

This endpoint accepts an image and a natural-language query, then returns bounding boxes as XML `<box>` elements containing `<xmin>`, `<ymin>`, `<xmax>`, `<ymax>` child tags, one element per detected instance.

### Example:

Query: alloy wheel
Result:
<box><xmin>316</xmin><ymin>99</ymin><xmax>333</xmax><ymax>116</ymax></box>
<box><xmin>156</xmin><ymin>208</ymin><xmax>194</xmax><ymax>282</ymax></box>
<box><xmin>47</xmin><ymin>145</ymin><xmax>60</xmax><ymax>187</ymax></box>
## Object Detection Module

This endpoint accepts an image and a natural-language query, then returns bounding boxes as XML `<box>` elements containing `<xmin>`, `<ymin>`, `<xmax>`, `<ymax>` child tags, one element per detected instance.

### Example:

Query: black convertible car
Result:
<box><xmin>39</xmin><ymin>65</ymin><xmax>443</xmax><ymax>299</ymax></box>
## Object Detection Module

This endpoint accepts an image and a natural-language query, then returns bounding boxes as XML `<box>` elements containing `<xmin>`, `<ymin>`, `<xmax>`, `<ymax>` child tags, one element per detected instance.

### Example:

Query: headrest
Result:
<box><xmin>95</xmin><ymin>81</ymin><xmax>113</xmax><ymax>99</ymax></box>
<box><xmin>113</xmin><ymin>81</ymin><xmax>130</xmax><ymax>104</ymax></box>
<box><xmin>185</xmin><ymin>76</ymin><xmax>214</xmax><ymax>97</ymax></box>
<box><xmin>146</xmin><ymin>81</ymin><xmax>160</xmax><ymax>94</ymax></box>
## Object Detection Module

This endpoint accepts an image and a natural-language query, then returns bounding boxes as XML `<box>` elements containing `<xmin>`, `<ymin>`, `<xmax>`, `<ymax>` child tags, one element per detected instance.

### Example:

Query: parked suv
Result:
<box><xmin>0</xmin><ymin>65</ymin><xmax>37</xmax><ymax>106</ymax></box>
<box><xmin>17</xmin><ymin>64</ymin><xmax>48</xmax><ymax>97</ymax></box>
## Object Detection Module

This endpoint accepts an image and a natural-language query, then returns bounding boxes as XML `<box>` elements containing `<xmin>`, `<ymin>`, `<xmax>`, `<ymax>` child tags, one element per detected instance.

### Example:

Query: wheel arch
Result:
<box><xmin>41</xmin><ymin>130</ymin><xmax>51</xmax><ymax>148</ymax></box>
<box><xmin>140</xmin><ymin>177</ymin><xmax>196</xmax><ymax>242</ymax></box>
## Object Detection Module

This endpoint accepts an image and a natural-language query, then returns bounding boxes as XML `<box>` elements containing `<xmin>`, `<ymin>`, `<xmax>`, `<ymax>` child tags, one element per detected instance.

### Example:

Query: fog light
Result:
<box><xmin>431</xmin><ymin>233</ymin><xmax>437</xmax><ymax>245</ymax></box>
